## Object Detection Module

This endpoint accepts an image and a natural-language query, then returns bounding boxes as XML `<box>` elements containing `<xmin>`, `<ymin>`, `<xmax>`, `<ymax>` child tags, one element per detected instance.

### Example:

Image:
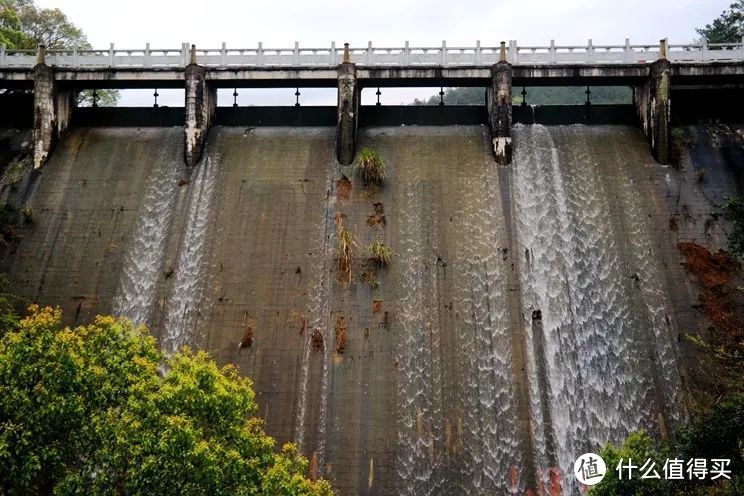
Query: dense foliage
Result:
<box><xmin>0</xmin><ymin>306</ymin><xmax>333</xmax><ymax>495</ymax></box>
<box><xmin>723</xmin><ymin>197</ymin><xmax>744</xmax><ymax>259</ymax></box>
<box><xmin>697</xmin><ymin>1</ymin><xmax>743</xmax><ymax>43</ymax></box>
<box><xmin>0</xmin><ymin>0</ymin><xmax>118</xmax><ymax>106</ymax></box>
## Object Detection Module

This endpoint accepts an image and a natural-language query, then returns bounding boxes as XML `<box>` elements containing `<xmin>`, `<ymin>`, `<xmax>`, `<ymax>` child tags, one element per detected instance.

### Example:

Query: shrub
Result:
<box><xmin>355</xmin><ymin>148</ymin><xmax>386</xmax><ymax>184</ymax></box>
<box><xmin>0</xmin><ymin>306</ymin><xmax>334</xmax><ymax>495</ymax></box>
<box><xmin>722</xmin><ymin>197</ymin><xmax>744</xmax><ymax>259</ymax></box>
<box><xmin>368</xmin><ymin>241</ymin><xmax>392</xmax><ymax>267</ymax></box>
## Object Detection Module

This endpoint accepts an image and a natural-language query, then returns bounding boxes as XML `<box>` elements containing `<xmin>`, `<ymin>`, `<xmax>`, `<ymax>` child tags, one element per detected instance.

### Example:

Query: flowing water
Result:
<box><xmin>114</xmin><ymin>142</ymin><xmax>180</xmax><ymax>325</ymax></box>
<box><xmin>294</xmin><ymin>161</ymin><xmax>335</xmax><ymax>472</ymax></box>
<box><xmin>512</xmin><ymin>124</ymin><xmax>682</xmax><ymax>493</ymax></box>
<box><xmin>393</xmin><ymin>183</ymin><xmax>443</xmax><ymax>496</ymax></box>
<box><xmin>161</xmin><ymin>152</ymin><xmax>221</xmax><ymax>355</ymax></box>
<box><xmin>450</xmin><ymin>145</ymin><xmax>521</xmax><ymax>495</ymax></box>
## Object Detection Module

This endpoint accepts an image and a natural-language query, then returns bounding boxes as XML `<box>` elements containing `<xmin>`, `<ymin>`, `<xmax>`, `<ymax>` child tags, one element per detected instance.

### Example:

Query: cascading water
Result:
<box><xmin>512</xmin><ymin>124</ymin><xmax>680</xmax><ymax>493</ymax></box>
<box><xmin>394</xmin><ymin>183</ymin><xmax>444</xmax><ymax>496</ymax></box>
<box><xmin>161</xmin><ymin>152</ymin><xmax>221</xmax><ymax>355</ymax></box>
<box><xmin>294</xmin><ymin>166</ymin><xmax>335</xmax><ymax>473</ymax></box>
<box><xmin>114</xmin><ymin>144</ymin><xmax>180</xmax><ymax>325</ymax></box>
<box><xmin>393</xmin><ymin>141</ymin><xmax>522</xmax><ymax>495</ymax></box>
<box><xmin>452</xmin><ymin>156</ymin><xmax>522</xmax><ymax>495</ymax></box>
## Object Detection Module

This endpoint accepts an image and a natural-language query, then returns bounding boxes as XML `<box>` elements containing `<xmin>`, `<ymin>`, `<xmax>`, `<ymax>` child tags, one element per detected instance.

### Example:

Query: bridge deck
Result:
<box><xmin>3</xmin><ymin>62</ymin><xmax>744</xmax><ymax>89</ymax></box>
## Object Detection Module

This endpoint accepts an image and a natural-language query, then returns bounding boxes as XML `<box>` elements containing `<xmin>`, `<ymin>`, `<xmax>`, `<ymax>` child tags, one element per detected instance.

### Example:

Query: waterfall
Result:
<box><xmin>394</xmin><ymin>183</ymin><xmax>443</xmax><ymax>496</ymax></box>
<box><xmin>453</xmin><ymin>155</ymin><xmax>522</xmax><ymax>495</ymax></box>
<box><xmin>114</xmin><ymin>143</ymin><xmax>180</xmax><ymax>325</ymax></box>
<box><xmin>294</xmin><ymin>168</ymin><xmax>335</xmax><ymax>471</ymax></box>
<box><xmin>512</xmin><ymin>124</ymin><xmax>673</xmax><ymax>493</ymax></box>
<box><xmin>393</xmin><ymin>148</ymin><xmax>521</xmax><ymax>495</ymax></box>
<box><xmin>161</xmin><ymin>153</ymin><xmax>220</xmax><ymax>355</ymax></box>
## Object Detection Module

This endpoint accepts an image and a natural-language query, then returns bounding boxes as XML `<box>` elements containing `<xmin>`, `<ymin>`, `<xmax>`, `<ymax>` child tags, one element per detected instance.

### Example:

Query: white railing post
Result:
<box><xmin>330</xmin><ymin>41</ymin><xmax>336</xmax><ymax>65</ymax></box>
<box><xmin>475</xmin><ymin>40</ymin><xmax>481</xmax><ymax>65</ymax></box>
<box><xmin>441</xmin><ymin>40</ymin><xmax>446</xmax><ymax>65</ymax></box>
<box><xmin>509</xmin><ymin>40</ymin><xmax>517</xmax><ymax>64</ymax></box>
<box><xmin>72</xmin><ymin>44</ymin><xmax>79</xmax><ymax>68</ymax></box>
<box><xmin>701</xmin><ymin>38</ymin><xmax>708</xmax><ymax>62</ymax></box>
<box><xmin>220</xmin><ymin>42</ymin><xmax>227</xmax><ymax>66</ymax></box>
<box><xmin>144</xmin><ymin>42</ymin><xmax>151</xmax><ymax>67</ymax></box>
<box><xmin>294</xmin><ymin>41</ymin><xmax>299</xmax><ymax>65</ymax></box>
<box><xmin>257</xmin><ymin>42</ymin><xmax>263</xmax><ymax>66</ymax></box>
<box><xmin>180</xmin><ymin>42</ymin><xmax>186</xmax><ymax>66</ymax></box>
<box><xmin>403</xmin><ymin>40</ymin><xmax>409</xmax><ymax>65</ymax></box>
<box><xmin>109</xmin><ymin>43</ymin><xmax>115</xmax><ymax>67</ymax></box>
<box><xmin>549</xmin><ymin>39</ymin><xmax>556</xmax><ymax>64</ymax></box>
<box><xmin>587</xmin><ymin>38</ymin><xmax>593</xmax><ymax>63</ymax></box>
<box><xmin>624</xmin><ymin>38</ymin><xmax>630</xmax><ymax>63</ymax></box>
<box><xmin>0</xmin><ymin>45</ymin><xmax>5</xmax><ymax>67</ymax></box>
<box><xmin>367</xmin><ymin>41</ymin><xmax>372</xmax><ymax>65</ymax></box>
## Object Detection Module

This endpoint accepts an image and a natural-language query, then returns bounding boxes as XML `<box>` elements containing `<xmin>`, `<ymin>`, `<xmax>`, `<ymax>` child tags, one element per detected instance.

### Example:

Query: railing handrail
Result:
<box><xmin>2</xmin><ymin>40</ymin><xmax>743</xmax><ymax>69</ymax></box>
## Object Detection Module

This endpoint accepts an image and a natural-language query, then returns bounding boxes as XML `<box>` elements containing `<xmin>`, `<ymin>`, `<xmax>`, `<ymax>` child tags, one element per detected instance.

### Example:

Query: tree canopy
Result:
<box><xmin>0</xmin><ymin>0</ymin><xmax>117</xmax><ymax>106</ymax></box>
<box><xmin>697</xmin><ymin>1</ymin><xmax>743</xmax><ymax>43</ymax></box>
<box><xmin>0</xmin><ymin>0</ymin><xmax>87</xmax><ymax>50</ymax></box>
<box><xmin>0</xmin><ymin>305</ymin><xmax>333</xmax><ymax>495</ymax></box>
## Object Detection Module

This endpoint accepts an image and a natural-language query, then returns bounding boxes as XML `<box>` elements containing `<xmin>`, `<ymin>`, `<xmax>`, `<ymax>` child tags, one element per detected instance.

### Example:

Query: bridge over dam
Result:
<box><xmin>1</xmin><ymin>39</ymin><xmax>744</xmax><ymax>168</ymax></box>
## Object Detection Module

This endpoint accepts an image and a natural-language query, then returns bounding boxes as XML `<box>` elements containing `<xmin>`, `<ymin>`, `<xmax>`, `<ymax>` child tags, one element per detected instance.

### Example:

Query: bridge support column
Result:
<box><xmin>184</xmin><ymin>45</ymin><xmax>216</xmax><ymax>167</ymax></box>
<box><xmin>337</xmin><ymin>43</ymin><xmax>359</xmax><ymax>166</ymax></box>
<box><xmin>488</xmin><ymin>42</ymin><xmax>512</xmax><ymax>165</ymax></box>
<box><xmin>33</xmin><ymin>46</ymin><xmax>74</xmax><ymax>169</ymax></box>
<box><xmin>635</xmin><ymin>39</ymin><xmax>671</xmax><ymax>164</ymax></box>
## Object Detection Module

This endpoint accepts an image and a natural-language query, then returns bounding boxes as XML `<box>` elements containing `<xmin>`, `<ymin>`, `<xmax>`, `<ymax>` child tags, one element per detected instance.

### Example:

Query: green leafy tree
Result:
<box><xmin>591</xmin><ymin>431</ymin><xmax>673</xmax><ymax>496</ymax></box>
<box><xmin>0</xmin><ymin>0</ymin><xmax>29</xmax><ymax>48</ymax></box>
<box><xmin>677</xmin><ymin>393</ymin><xmax>744</xmax><ymax>487</ymax></box>
<box><xmin>697</xmin><ymin>1</ymin><xmax>744</xmax><ymax>43</ymax></box>
<box><xmin>722</xmin><ymin>197</ymin><xmax>744</xmax><ymax>259</ymax></box>
<box><xmin>1</xmin><ymin>0</ymin><xmax>118</xmax><ymax>106</ymax></box>
<box><xmin>0</xmin><ymin>306</ymin><xmax>334</xmax><ymax>495</ymax></box>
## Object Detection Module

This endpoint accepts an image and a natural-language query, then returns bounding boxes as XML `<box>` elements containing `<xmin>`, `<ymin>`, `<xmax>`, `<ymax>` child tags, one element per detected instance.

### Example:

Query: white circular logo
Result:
<box><xmin>574</xmin><ymin>452</ymin><xmax>607</xmax><ymax>485</ymax></box>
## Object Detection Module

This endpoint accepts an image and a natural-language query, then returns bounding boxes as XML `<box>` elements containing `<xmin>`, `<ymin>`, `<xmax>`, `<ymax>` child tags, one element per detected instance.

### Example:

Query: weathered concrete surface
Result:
<box><xmin>184</xmin><ymin>64</ymin><xmax>216</xmax><ymax>166</ymax></box>
<box><xmin>635</xmin><ymin>59</ymin><xmax>671</xmax><ymax>164</ymax></box>
<box><xmin>488</xmin><ymin>62</ymin><xmax>513</xmax><ymax>164</ymax></box>
<box><xmin>1</xmin><ymin>123</ymin><xmax>740</xmax><ymax>495</ymax></box>
<box><xmin>0</xmin><ymin>127</ymin><xmax>183</xmax><ymax>322</ymax></box>
<box><xmin>336</xmin><ymin>63</ymin><xmax>358</xmax><ymax>165</ymax></box>
<box><xmin>33</xmin><ymin>64</ymin><xmax>74</xmax><ymax>169</ymax></box>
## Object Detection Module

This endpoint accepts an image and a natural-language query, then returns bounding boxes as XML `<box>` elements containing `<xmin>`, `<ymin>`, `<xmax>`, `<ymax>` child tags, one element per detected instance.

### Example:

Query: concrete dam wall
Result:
<box><xmin>1</xmin><ymin>123</ymin><xmax>731</xmax><ymax>495</ymax></box>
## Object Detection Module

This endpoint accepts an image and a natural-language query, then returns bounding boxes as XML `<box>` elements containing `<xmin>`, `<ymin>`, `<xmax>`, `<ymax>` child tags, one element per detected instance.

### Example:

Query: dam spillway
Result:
<box><xmin>0</xmin><ymin>122</ymin><xmax>726</xmax><ymax>494</ymax></box>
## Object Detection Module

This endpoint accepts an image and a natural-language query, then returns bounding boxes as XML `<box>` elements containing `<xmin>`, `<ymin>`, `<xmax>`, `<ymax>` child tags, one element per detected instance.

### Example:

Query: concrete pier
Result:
<box><xmin>336</xmin><ymin>43</ymin><xmax>359</xmax><ymax>165</ymax></box>
<box><xmin>33</xmin><ymin>46</ymin><xmax>74</xmax><ymax>169</ymax></box>
<box><xmin>184</xmin><ymin>45</ymin><xmax>216</xmax><ymax>167</ymax></box>
<box><xmin>488</xmin><ymin>42</ymin><xmax>512</xmax><ymax>165</ymax></box>
<box><xmin>635</xmin><ymin>39</ymin><xmax>671</xmax><ymax>164</ymax></box>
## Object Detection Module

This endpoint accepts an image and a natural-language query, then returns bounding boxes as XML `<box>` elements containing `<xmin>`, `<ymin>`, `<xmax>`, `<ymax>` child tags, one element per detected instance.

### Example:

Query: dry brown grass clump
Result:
<box><xmin>337</xmin><ymin>227</ymin><xmax>355</xmax><ymax>284</ymax></box>
<box><xmin>335</xmin><ymin>315</ymin><xmax>348</xmax><ymax>354</ymax></box>
<box><xmin>311</xmin><ymin>328</ymin><xmax>324</xmax><ymax>351</ymax></box>
<box><xmin>239</xmin><ymin>312</ymin><xmax>255</xmax><ymax>349</ymax></box>
<box><xmin>336</xmin><ymin>175</ymin><xmax>352</xmax><ymax>201</ymax></box>
<box><xmin>355</xmin><ymin>148</ymin><xmax>386</xmax><ymax>185</ymax></box>
<box><xmin>372</xmin><ymin>299</ymin><xmax>383</xmax><ymax>313</ymax></box>
<box><xmin>367</xmin><ymin>202</ymin><xmax>386</xmax><ymax>227</ymax></box>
